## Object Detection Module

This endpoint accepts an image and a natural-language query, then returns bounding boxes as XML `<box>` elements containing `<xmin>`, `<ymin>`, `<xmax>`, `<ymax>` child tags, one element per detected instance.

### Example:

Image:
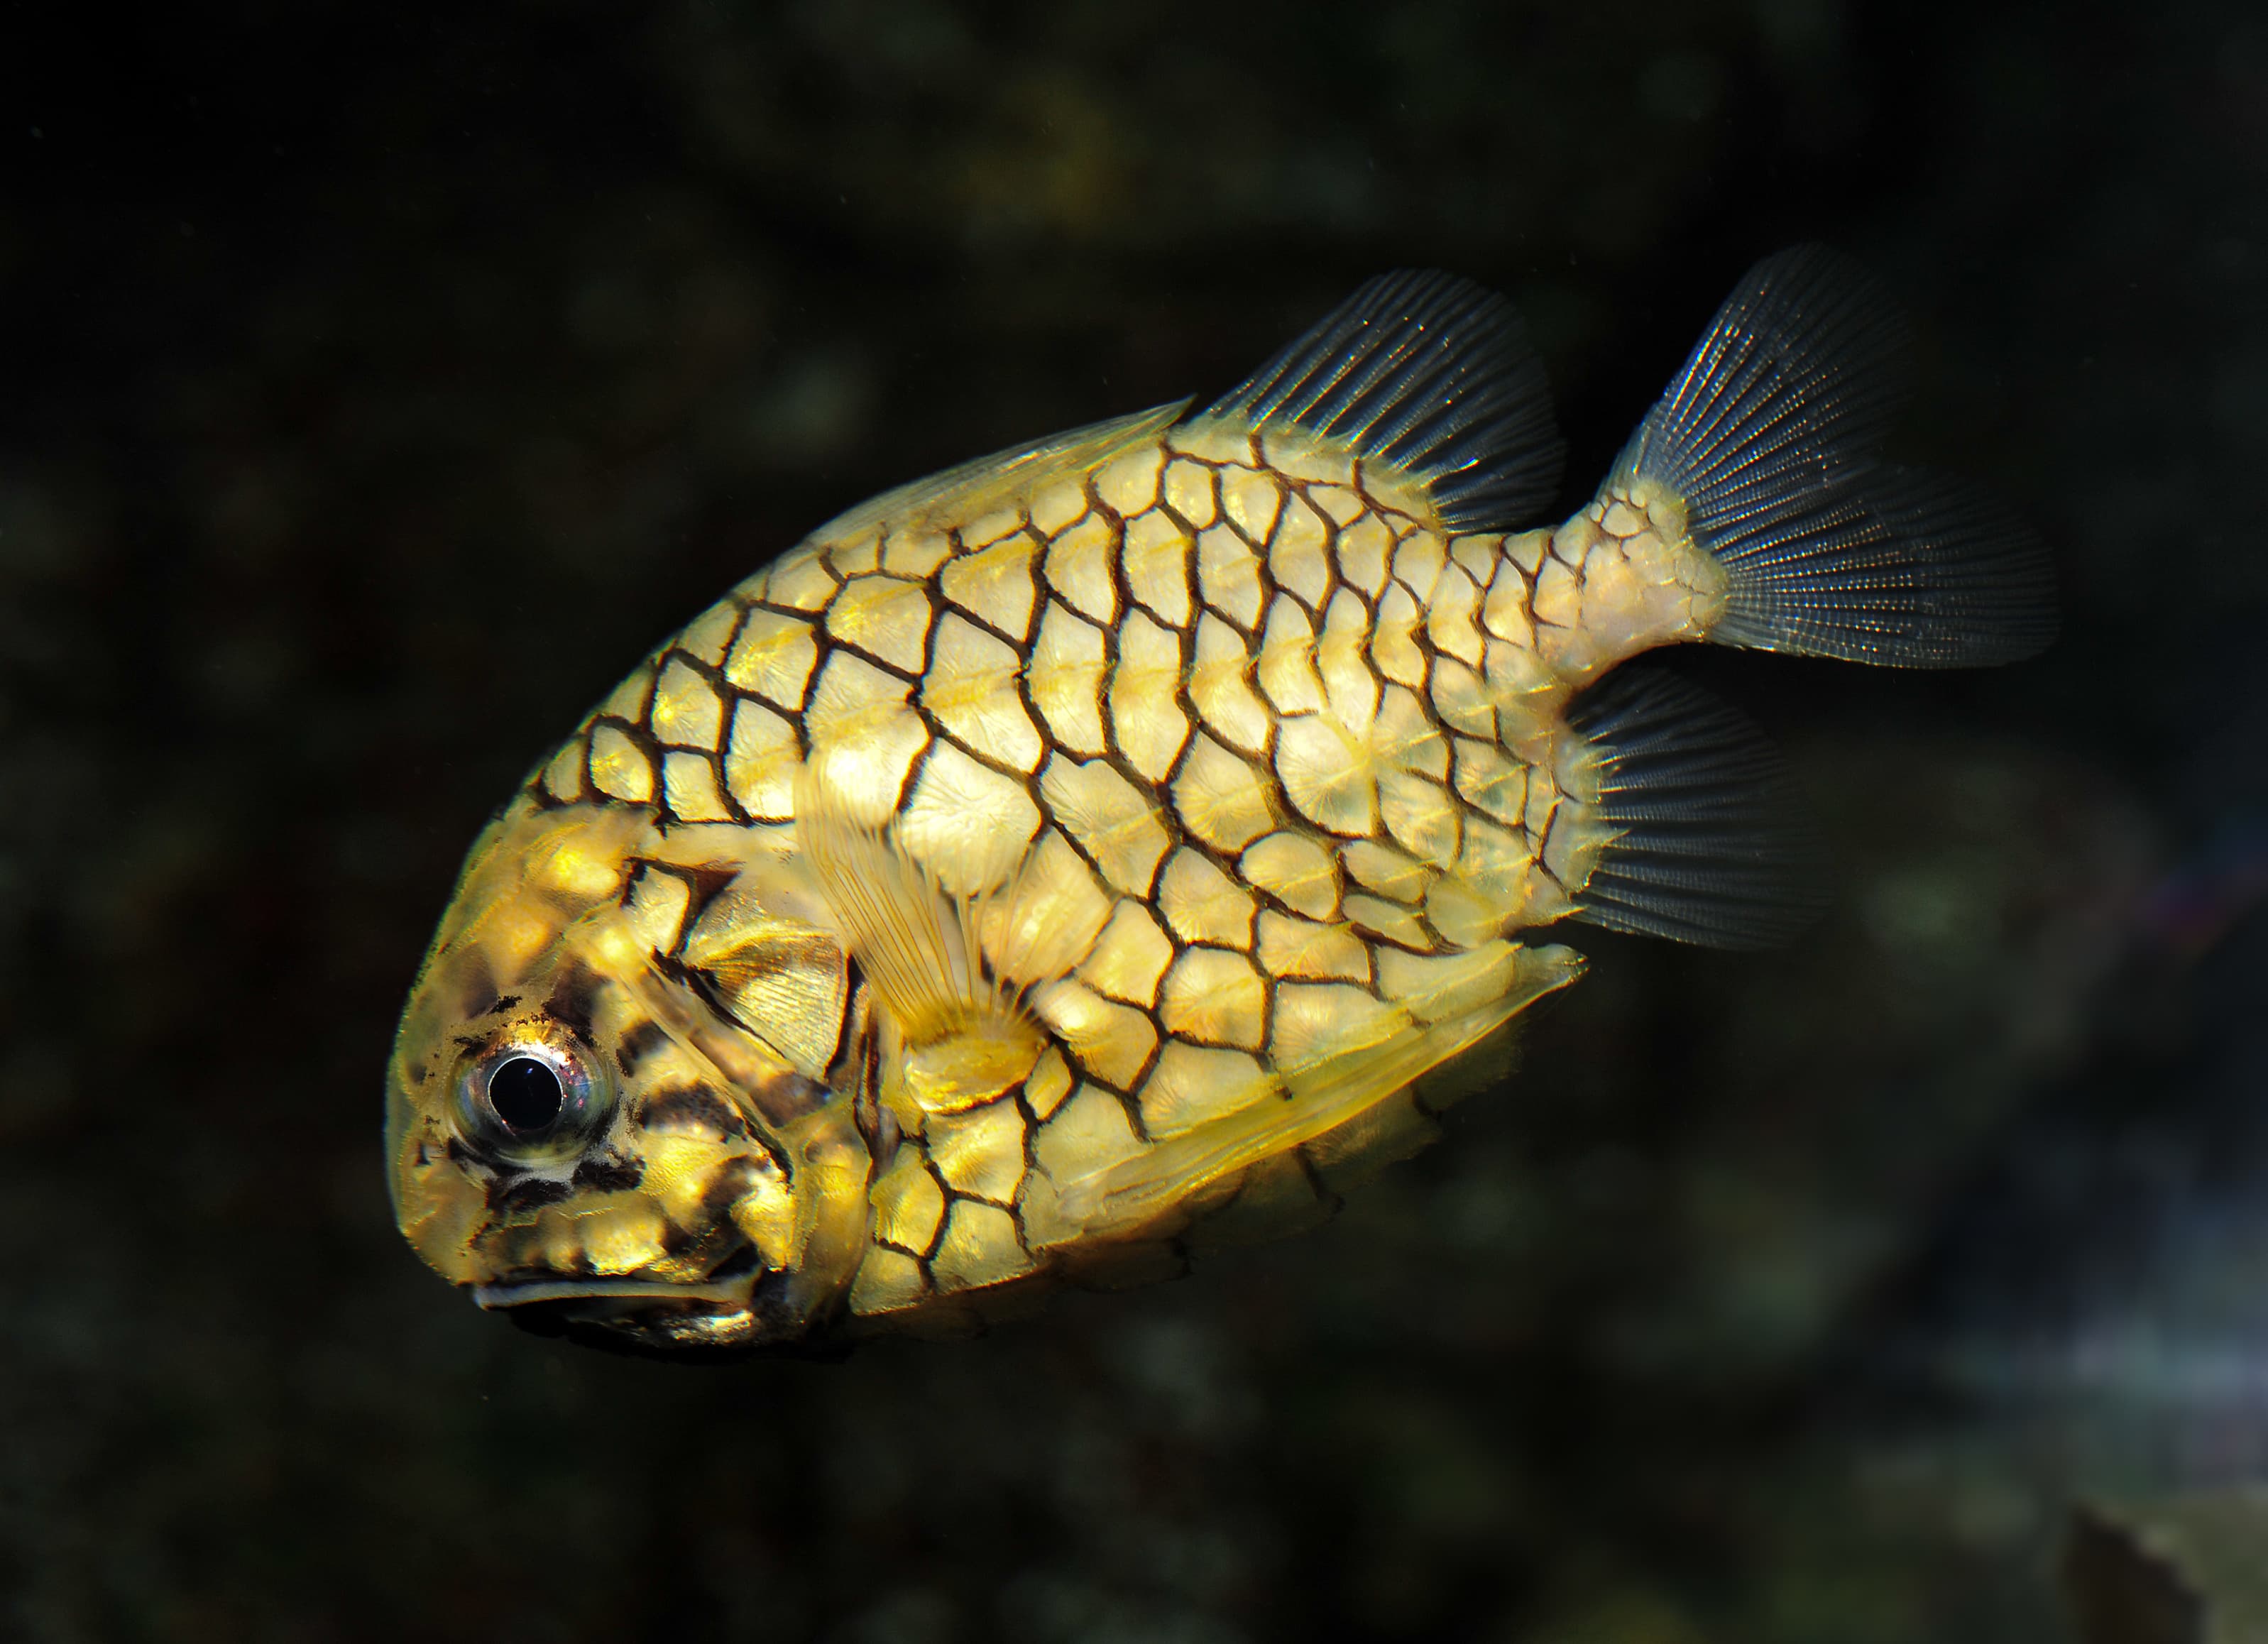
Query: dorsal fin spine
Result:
<box><xmin>1202</xmin><ymin>270</ymin><xmax>1567</xmax><ymax>532</ymax></box>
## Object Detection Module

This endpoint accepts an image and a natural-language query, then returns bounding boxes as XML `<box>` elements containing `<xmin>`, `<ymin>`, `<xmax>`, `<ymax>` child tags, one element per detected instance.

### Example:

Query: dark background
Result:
<box><xmin>3</xmin><ymin>1</ymin><xmax>2264</xmax><ymax>1638</ymax></box>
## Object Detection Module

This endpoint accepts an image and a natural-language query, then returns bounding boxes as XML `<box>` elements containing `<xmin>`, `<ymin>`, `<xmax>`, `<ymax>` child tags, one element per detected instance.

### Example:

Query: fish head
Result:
<box><xmin>385</xmin><ymin>799</ymin><xmax>874</xmax><ymax>1357</ymax></box>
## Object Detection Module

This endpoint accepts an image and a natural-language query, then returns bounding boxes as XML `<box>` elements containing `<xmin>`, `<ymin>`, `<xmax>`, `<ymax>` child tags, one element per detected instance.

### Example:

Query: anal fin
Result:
<box><xmin>1051</xmin><ymin>943</ymin><xmax>1584</xmax><ymax>1239</ymax></box>
<box><xmin>1563</xmin><ymin>667</ymin><xmax>1825</xmax><ymax>949</ymax></box>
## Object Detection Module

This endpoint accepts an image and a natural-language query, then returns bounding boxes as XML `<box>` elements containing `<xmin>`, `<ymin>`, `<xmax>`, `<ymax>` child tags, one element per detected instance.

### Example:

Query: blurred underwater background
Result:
<box><xmin>4</xmin><ymin>0</ymin><xmax>2268</xmax><ymax>1637</ymax></box>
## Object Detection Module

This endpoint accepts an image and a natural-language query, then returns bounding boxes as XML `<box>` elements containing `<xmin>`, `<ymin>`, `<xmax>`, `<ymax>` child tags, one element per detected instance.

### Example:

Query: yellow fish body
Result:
<box><xmin>387</xmin><ymin>248</ymin><xmax>2053</xmax><ymax>1354</ymax></box>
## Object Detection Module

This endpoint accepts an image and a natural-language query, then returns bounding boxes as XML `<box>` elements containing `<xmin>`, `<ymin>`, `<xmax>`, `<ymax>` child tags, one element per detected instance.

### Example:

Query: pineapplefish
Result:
<box><xmin>387</xmin><ymin>248</ymin><xmax>2054</xmax><ymax>1355</ymax></box>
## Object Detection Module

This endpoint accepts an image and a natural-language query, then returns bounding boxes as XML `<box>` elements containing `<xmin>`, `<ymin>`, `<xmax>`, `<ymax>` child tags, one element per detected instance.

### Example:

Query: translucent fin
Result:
<box><xmin>1051</xmin><ymin>944</ymin><xmax>1584</xmax><ymax>1239</ymax></box>
<box><xmin>796</xmin><ymin>761</ymin><xmax>980</xmax><ymax>1044</ymax></box>
<box><xmin>802</xmin><ymin>400</ymin><xmax>1192</xmax><ymax>550</ymax></box>
<box><xmin>1564</xmin><ymin>668</ymin><xmax>1825</xmax><ymax>949</ymax></box>
<box><xmin>1611</xmin><ymin>246</ymin><xmax>2055</xmax><ymax>667</ymax></box>
<box><xmin>1203</xmin><ymin>270</ymin><xmax>1567</xmax><ymax>530</ymax></box>
<box><xmin>796</xmin><ymin>763</ymin><xmax>1059</xmax><ymax>1113</ymax></box>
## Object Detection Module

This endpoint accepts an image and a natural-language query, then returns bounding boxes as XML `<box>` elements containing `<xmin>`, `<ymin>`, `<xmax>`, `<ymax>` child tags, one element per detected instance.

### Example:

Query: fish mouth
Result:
<box><xmin>472</xmin><ymin>1276</ymin><xmax>752</xmax><ymax>1310</ymax></box>
<box><xmin>469</xmin><ymin>1249</ymin><xmax>795</xmax><ymax>1359</ymax></box>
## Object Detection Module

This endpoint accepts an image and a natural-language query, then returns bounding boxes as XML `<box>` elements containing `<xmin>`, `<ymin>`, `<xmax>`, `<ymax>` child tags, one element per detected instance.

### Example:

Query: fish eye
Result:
<box><xmin>488</xmin><ymin>1056</ymin><xmax>564</xmax><ymax>1133</ymax></box>
<box><xmin>456</xmin><ymin>1041</ymin><xmax>607</xmax><ymax>1161</ymax></box>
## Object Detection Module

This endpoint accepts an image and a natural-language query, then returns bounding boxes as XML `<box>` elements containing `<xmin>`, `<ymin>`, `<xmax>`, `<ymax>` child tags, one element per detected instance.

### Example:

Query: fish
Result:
<box><xmin>385</xmin><ymin>247</ymin><xmax>2055</xmax><ymax>1356</ymax></box>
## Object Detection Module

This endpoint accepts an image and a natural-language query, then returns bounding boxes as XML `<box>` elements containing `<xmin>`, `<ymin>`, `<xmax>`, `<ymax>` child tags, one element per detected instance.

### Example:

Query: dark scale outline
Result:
<box><xmin>1238</xmin><ymin>833</ymin><xmax>1350</xmax><ymax>931</ymax></box>
<box><xmin>1311</xmin><ymin>494</ymin><xmax>1396</xmax><ymax>605</ymax></box>
<box><xmin>640</xmin><ymin>638</ymin><xmax>744</xmax><ymax>752</ymax></box>
<box><xmin>1007</xmin><ymin>1074</ymin><xmax>1054</xmax><ymax>1229</ymax></box>
<box><xmin>1157</xmin><ymin>450</ymin><xmax>1227</xmax><ymax>539</ymax></box>
<box><xmin>1026</xmin><ymin>597</ymin><xmax>1115</xmax><ymax>762</ymax></box>
<box><xmin>1191</xmin><ymin>520</ymin><xmax>1271</xmax><ymax>637</ymax></box>
<box><xmin>1117</xmin><ymin>502</ymin><xmax>1200</xmax><ymax>635</ymax></box>
<box><xmin>1450</xmin><ymin>733</ymin><xmax>1529</xmax><ymax>832</ymax></box>
<box><xmin>1413</xmin><ymin>558</ymin><xmax>1491</xmax><ymax>679</ymax></box>
<box><xmin>913</xmin><ymin>611</ymin><xmax>1051</xmax><ymax>782</ymax></box>
<box><xmin>1183</xmin><ymin>458</ymin><xmax>1286</xmax><ymax>742</ymax></box>
<box><xmin>1260</xmin><ymin>489</ymin><xmax>1341</xmax><ymax>624</ymax></box>
<box><xmin>1107</xmin><ymin>601</ymin><xmax>1195</xmax><ymax>789</ymax></box>
<box><xmin>712</xmin><ymin>698</ymin><xmax>804</xmax><ymax>824</ymax></box>
<box><xmin>1252</xmin><ymin>907</ymin><xmax>1374</xmax><ymax>990</ymax></box>
<box><xmin>1152</xmin><ymin>843</ymin><xmax>1260</xmax><ymax>955</ymax></box>
<box><xmin>818</xmin><ymin>570</ymin><xmax>940</xmax><ymax>681</ymax></box>
<box><xmin>1529</xmin><ymin>793</ymin><xmax>1579</xmax><ymax>904</ymax></box>
<box><xmin>820</xmin><ymin>523</ymin><xmax>885</xmax><ymax>582</ymax></box>
<box><xmin>1165</xmin><ymin>731</ymin><xmax>1293</xmax><ymax>904</ymax></box>
<box><xmin>529</xmin><ymin>732</ymin><xmax>591</xmax><ymax>809</ymax></box>
<box><xmin>1365</xmin><ymin>579</ymin><xmax>1433</xmax><ymax>698</ymax></box>
<box><xmin>878</xmin><ymin>522</ymin><xmax>958</xmax><ymax>584</ymax></box>
<box><xmin>809</xmin><ymin>599</ymin><xmax>931</xmax><ymax>691</ymax></box>
<box><xmin>1073</xmin><ymin>898</ymin><xmax>1175</xmax><ymax>1012</ymax></box>
<box><xmin>1250</xmin><ymin>592</ymin><xmax>1332</xmax><ymax>724</ymax></box>
<box><xmin>642</xmin><ymin>647</ymin><xmax>760</xmax><ymax>828</ymax></box>
<box><xmin>1036</xmin><ymin>753</ymin><xmax>1173</xmax><ymax>912</ymax></box>
<box><xmin>936</xmin><ymin>529</ymin><xmax>1046</xmax><ymax>650</ymax></box>
<box><xmin>583</xmin><ymin>712</ymin><xmax>669</xmax><ymax>809</ymax></box>
<box><xmin>620</xmin><ymin>860</ymin><xmax>700</xmax><ymax>957</ymax></box>
<box><xmin>1157</xmin><ymin>941</ymin><xmax>1272</xmax><ymax>1056</ymax></box>
<box><xmin>931</xmin><ymin>1126</ymin><xmax>1034</xmax><ymax>1217</ymax></box>
<box><xmin>667</xmin><ymin>591</ymin><xmax>755</xmax><ymax>675</ymax></box>
<box><xmin>720</xmin><ymin>601</ymin><xmax>825</xmax><ymax>716</ymax></box>
<box><xmin>796</xmin><ymin>638</ymin><xmax>935</xmax><ymax>824</ymax></box>
<box><xmin>1039</xmin><ymin>499</ymin><xmax>1124</xmax><ymax>633</ymax></box>
<box><xmin>654</xmin><ymin>749</ymin><xmax>736</xmax><ymax>830</ymax></box>
<box><xmin>1185</xmin><ymin>603</ymin><xmax>1278</xmax><ymax>762</ymax></box>
<box><xmin>1391</xmin><ymin>574</ymin><xmax>1484</xmax><ymax>850</ymax></box>
<box><xmin>871</xmin><ymin>1146</ymin><xmax>953</xmax><ymax>1264</ymax></box>
<box><xmin>749</xmin><ymin>541</ymin><xmax>845</xmax><ymax>618</ymax></box>
<box><xmin>920</xmin><ymin>1187</ymin><xmax>1041</xmax><ymax>1293</ymax></box>
<box><xmin>1427</xmin><ymin>652</ymin><xmax>1503</xmax><ymax>747</ymax></box>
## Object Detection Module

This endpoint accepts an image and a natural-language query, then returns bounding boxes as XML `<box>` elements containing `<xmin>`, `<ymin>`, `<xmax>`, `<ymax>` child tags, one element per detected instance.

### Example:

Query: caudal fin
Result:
<box><xmin>1611</xmin><ymin>246</ymin><xmax>2056</xmax><ymax>668</ymax></box>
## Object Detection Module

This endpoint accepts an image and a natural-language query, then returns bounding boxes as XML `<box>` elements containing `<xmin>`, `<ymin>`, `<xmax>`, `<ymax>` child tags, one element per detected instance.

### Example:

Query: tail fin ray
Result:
<box><xmin>1614</xmin><ymin>246</ymin><xmax>2056</xmax><ymax>668</ymax></box>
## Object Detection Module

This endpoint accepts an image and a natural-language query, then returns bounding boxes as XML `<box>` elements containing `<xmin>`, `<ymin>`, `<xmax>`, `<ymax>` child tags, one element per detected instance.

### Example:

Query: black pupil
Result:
<box><xmin>488</xmin><ymin>1056</ymin><xmax>566</xmax><ymax>1133</ymax></box>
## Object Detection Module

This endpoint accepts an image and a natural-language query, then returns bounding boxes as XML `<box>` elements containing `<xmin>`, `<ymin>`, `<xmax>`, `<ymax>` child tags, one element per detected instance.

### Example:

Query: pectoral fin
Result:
<box><xmin>796</xmin><ymin>761</ymin><xmax>1048</xmax><ymax>1114</ymax></box>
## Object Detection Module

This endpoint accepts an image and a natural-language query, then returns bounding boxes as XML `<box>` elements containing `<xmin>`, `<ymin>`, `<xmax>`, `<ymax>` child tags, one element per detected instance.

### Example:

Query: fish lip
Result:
<box><xmin>471</xmin><ymin>1276</ymin><xmax>752</xmax><ymax>1310</ymax></box>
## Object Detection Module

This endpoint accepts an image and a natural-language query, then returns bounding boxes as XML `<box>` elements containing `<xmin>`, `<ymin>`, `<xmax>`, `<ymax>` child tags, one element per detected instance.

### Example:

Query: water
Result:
<box><xmin>1</xmin><ymin>1</ymin><xmax>2262</xmax><ymax>1636</ymax></box>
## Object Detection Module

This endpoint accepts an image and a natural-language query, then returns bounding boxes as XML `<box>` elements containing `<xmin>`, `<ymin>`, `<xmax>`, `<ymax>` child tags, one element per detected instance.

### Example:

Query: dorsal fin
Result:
<box><xmin>800</xmin><ymin>400</ymin><xmax>1192</xmax><ymax>552</ymax></box>
<box><xmin>1200</xmin><ymin>270</ymin><xmax>1566</xmax><ymax>530</ymax></box>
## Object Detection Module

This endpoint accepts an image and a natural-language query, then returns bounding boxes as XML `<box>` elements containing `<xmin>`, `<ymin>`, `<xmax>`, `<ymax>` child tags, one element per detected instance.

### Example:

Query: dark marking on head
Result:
<box><xmin>545</xmin><ymin>959</ymin><xmax>606</xmax><ymax>1043</ymax></box>
<box><xmin>454</xmin><ymin>952</ymin><xmax>500</xmax><ymax>1021</ymax></box>
<box><xmin>614</xmin><ymin>1018</ymin><xmax>670</xmax><ymax>1078</ymax></box>
<box><xmin>699</xmin><ymin>1154</ymin><xmax>766</xmax><ymax>1221</ymax></box>
<box><xmin>409</xmin><ymin>1063</ymin><xmax>429</xmax><ymax>1087</ymax></box>
<box><xmin>486</xmin><ymin>994</ymin><xmax>522</xmax><ymax>1017</ymax></box>
<box><xmin>488</xmin><ymin>1174</ymin><xmax>573</xmax><ymax>1212</ymax></box>
<box><xmin>572</xmin><ymin>1154</ymin><xmax>645</xmax><ymax>1194</ymax></box>
<box><xmin>743</xmin><ymin>1070</ymin><xmax>831</xmax><ymax>1130</ymax></box>
<box><xmin>445</xmin><ymin>1136</ymin><xmax>480</xmax><ymax>1168</ymax></box>
<box><xmin>640</xmin><ymin>1084</ymin><xmax>752</xmax><ymax>1141</ymax></box>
